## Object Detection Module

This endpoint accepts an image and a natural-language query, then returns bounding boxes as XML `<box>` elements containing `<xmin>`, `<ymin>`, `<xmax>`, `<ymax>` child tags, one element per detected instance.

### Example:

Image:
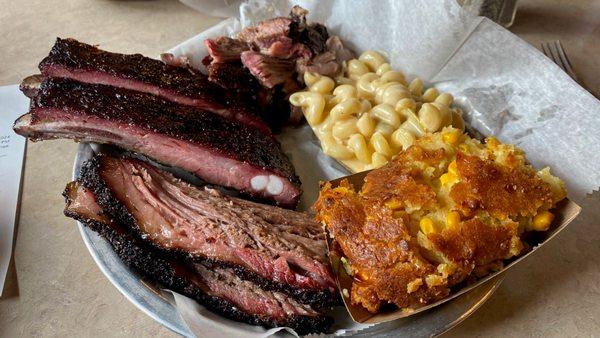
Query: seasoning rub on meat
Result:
<box><xmin>13</xmin><ymin>78</ymin><xmax>302</xmax><ymax>207</ymax></box>
<box><xmin>63</xmin><ymin>181</ymin><xmax>333</xmax><ymax>334</ymax></box>
<box><xmin>73</xmin><ymin>155</ymin><xmax>338</xmax><ymax>309</ymax></box>
<box><xmin>39</xmin><ymin>38</ymin><xmax>270</xmax><ymax>134</ymax></box>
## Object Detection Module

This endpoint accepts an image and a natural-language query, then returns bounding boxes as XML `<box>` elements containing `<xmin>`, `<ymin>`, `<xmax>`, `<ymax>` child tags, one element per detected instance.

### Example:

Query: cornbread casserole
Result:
<box><xmin>314</xmin><ymin>127</ymin><xmax>566</xmax><ymax>313</ymax></box>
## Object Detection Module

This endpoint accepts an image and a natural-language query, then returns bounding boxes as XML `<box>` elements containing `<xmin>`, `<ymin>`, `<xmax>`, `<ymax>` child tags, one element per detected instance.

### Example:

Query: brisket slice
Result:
<box><xmin>77</xmin><ymin>154</ymin><xmax>338</xmax><ymax>308</ymax></box>
<box><xmin>13</xmin><ymin>78</ymin><xmax>301</xmax><ymax>208</ymax></box>
<box><xmin>206</xmin><ymin>61</ymin><xmax>262</xmax><ymax>96</ymax></box>
<box><xmin>63</xmin><ymin>182</ymin><xmax>332</xmax><ymax>334</ymax></box>
<box><xmin>236</xmin><ymin>17</ymin><xmax>292</xmax><ymax>47</ymax></box>
<box><xmin>205</xmin><ymin>60</ymin><xmax>297</xmax><ymax>132</ymax></box>
<box><xmin>39</xmin><ymin>38</ymin><xmax>269</xmax><ymax>134</ymax></box>
<box><xmin>204</xmin><ymin>37</ymin><xmax>250</xmax><ymax>63</ymax></box>
<box><xmin>289</xmin><ymin>6</ymin><xmax>329</xmax><ymax>55</ymax></box>
<box><xmin>241</xmin><ymin>51</ymin><xmax>295</xmax><ymax>89</ymax></box>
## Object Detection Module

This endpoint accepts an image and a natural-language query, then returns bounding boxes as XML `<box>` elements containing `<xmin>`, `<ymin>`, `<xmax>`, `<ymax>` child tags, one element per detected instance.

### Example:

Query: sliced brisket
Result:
<box><xmin>205</xmin><ymin>61</ymin><xmax>298</xmax><ymax>132</ymax></box>
<box><xmin>201</xmin><ymin>7</ymin><xmax>351</xmax><ymax>130</ymax></box>
<box><xmin>13</xmin><ymin>78</ymin><xmax>301</xmax><ymax>207</ymax></box>
<box><xmin>295</xmin><ymin>51</ymin><xmax>340</xmax><ymax>79</ymax></box>
<box><xmin>39</xmin><ymin>38</ymin><xmax>269</xmax><ymax>134</ymax></box>
<box><xmin>326</xmin><ymin>36</ymin><xmax>356</xmax><ymax>64</ymax></box>
<box><xmin>63</xmin><ymin>181</ymin><xmax>332</xmax><ymax>334</ymax></box>
<box><xmin>240</xmin><ymin>51</ymin><xmax>295</xmax><ymax>88</ymax></box>
<box><xmin>289</xmin><ymin>6</ymin><xmax>329</xmax><ymax>55</ymax></box>
<box><xmin>77</xmin><ymin>155</ymin><xmax>338</xmax><ymax>308</ymax></box>
<box><xmin>205</xmin><ymin>37</ymin><xmax>250</xmax><ymax>63</ymax></box>
<box><xmin>236</xmin><ymin>17</ymin><xmax>292</xmax><ymax>46</ymax></box>
<box><xmin>206</xmin><ymin>61</ymin><xmax>262</xmax><ymax>96</ymax></box>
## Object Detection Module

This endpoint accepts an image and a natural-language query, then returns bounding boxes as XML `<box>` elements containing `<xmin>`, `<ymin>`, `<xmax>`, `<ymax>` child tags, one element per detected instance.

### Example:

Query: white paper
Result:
<box><xmin>172</xmin><ymin>292</ymin><xmax>299</xmax><ymax>338</ymax></box>
<box><xmin>172</xmin><ymin>288</ymin><xmax>374</xmax><ymax>338</ymax></box>
<box><xmin>167</xmin><ymin>0</ymin><xmax>600</xmax><ymax>336</ymax></box>
<box><xmin>0</xmin><ymin>85</ymin><xmax>28</xmax><ymax>295</ymax></box>
<box><xmin>170</xmin><ymin>17</ymin><xmax>242</xmax><ymax>71</ymax></box>
<box><xmin>431</xmin><ymin>20</ymin><xmax>600</xmax><ymax>198</ymax></box>
<box><xmin>173</xmin><ymin>0</ymin><xmax>600</xmax><ymax>199</ymax></box>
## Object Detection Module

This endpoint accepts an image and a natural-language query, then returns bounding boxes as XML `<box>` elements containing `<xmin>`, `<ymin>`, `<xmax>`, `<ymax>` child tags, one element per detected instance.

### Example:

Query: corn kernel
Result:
<box><xmin>425</xmin><ymin>274</ymin><xmax>444</xmax><ymax>287</ymax></box>
<box><xmin>407</xmin><ymin>278</ymin><xmax>423</xmax><ymax>293</ymax></box>
<box><xmin>419</xmin><ymin>218</ymin><xmax>435</xmax><ymax>234</ymax></box>
<box><xmin>355</xmin><ymin>270</ymin><xmax>370</xmax><ymax>282</ymax></box>
<box><xmin>385</xmin><ymin>198</ymin><xmax>403</xmax><ymax>210</ymax></box>
<box><xmin>486</xmin><ymin>136</ymin><xmax>500</xmax><ymax>149</ymax></box>
<box><xmin>448</xmin><ymin>160</ymin><xmax>458</xmax><ymax>175</ymax></box>
<box><xmin>437</xmin><ymin>263</ymin><xmax>455</xmax><ymax>277</ymax></box>
<box><xmin>532</xmin><ymin>211</ymin><xmax>554</xmax><ymax>231</ymax></box>
<box><xmin>445</xmin><ymin>211</ymin><xmax>460</xmax><ymax>228</ymax></box>
<box><xmin>496</xmin><ymin>213</ymin><xmax>508</xmax><ymax>221</ymax></box>
<box><xmin>439</xmin><ymin>173</ymin><xmax>456</xmax><ymax>186</ymax></box>
<box><xmin>442</xmin><ymin>130</ymin><xmax>461</xmax><ymax>145</ymax></box>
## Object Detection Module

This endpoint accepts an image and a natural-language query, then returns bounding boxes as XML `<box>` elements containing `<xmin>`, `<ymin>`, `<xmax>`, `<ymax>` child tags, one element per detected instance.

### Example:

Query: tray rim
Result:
<box><xmin>72</xmin><ymin>143</ymin><xmax>193</xmax><ymax>337</ymax></box>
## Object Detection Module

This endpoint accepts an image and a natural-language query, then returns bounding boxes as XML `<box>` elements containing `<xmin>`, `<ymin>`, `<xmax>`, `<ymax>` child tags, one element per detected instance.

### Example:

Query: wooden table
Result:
<box><xmin>1</xmin><ymin>1</ymin><xmax>599</xmax><ymax>336</ymax></box>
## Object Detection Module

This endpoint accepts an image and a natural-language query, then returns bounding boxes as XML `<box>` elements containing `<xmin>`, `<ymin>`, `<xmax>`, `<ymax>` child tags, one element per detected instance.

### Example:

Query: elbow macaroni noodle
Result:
<box><xmin>290</xmin><ymin>50</ymin><xmax>465</xmax><ymax>172</ymax></box>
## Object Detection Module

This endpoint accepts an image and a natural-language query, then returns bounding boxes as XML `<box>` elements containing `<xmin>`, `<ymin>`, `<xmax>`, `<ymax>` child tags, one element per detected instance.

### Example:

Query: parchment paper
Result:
<box><xmin>0</xmin><ymin>85</ymin><xmax>28</xmax><ymax>295</ymax></box>
<box><xmin>166</xmin><ymin>0</ymin><xmax>600</xmax><ymax>336</ymax></box>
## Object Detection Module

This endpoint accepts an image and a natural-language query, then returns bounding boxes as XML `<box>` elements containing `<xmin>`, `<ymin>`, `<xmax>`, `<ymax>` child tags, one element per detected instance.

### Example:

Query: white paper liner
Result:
<box><xmin>172</xmin><ymin>0</ymin><xmax>600</xmax><ymax>199</ymax></box>
<box><xmin>171</xmin><ymin>291</ymin><xmax>374</xmax><ymax>337</ymax></box>
<box><xmin>164</xmin><ymin>0</ymin><xmax>600</xmax><ymax>336</ymax></box>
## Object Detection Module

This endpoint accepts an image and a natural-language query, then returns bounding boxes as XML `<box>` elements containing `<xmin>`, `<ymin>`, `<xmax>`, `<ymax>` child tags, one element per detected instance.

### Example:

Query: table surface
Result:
<box><xmin>1</xmin><ymin>0</ymin><xmax>599</xmax><ymax>337</ymax></box>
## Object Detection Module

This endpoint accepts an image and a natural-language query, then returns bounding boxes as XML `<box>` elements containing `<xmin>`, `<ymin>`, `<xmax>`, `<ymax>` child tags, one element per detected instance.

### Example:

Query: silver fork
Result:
<box><xmin>541</xmin><ymin>40</ymin><xmax>599</xmax><ymax>99</ymax></box>
<box><xmin>540</xmin><ymin>40</ymin><xmax>581</xmax><ymax>83</ymax></box>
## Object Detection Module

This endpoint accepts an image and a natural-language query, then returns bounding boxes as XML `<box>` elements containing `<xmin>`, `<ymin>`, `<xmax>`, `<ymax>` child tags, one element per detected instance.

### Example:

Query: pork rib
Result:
<box><xmin>76</xmin><ymin>154</ymin><xmax>338</xmax><ymax>308</ymax></box>
<box><xmin>13</xmin><ymin>78</ymin><xmax>301</xmax><ymax>207</ymax></box>
<box><xmin>39</xmin><ymin>38</ymin><xmax>270</xmax><ymax>134</ymax></box>
<box><xmin>63</xmin><ymin>181</ymin><xmax>333</xmax><ymax>334</ymax></box>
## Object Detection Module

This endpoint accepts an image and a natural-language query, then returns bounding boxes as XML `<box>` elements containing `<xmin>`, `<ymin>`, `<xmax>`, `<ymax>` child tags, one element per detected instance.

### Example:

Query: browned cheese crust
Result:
<box><xmin>450</xmin><ymin>153</ymin><xmax>555</xmax><ymax>218</ymax></box>
<box><xmin>315</xmin><ymin>180</ymin><xmax>449</xmax><ymax>313</ymax></box>
<box><xmin>315</xmin><ymin>129</ymin><xmax>566</xmax><ymax>313</ymax></box>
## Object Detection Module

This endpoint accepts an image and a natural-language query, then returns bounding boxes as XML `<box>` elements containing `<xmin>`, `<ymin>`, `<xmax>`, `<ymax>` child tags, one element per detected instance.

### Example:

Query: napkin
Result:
<box><xmin>0</xmin><ymin>85</ymin><xmax>28</xmax><ymax>295</ymax></box>
<box><xmin>166</xmin><ymin>0</ymin><xmax>600</xmax><ymax>336</ymax></box>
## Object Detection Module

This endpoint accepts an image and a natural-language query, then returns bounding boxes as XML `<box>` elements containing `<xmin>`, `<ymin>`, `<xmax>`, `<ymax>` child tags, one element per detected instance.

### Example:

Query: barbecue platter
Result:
<box><xmin>13</xmin><ymin>6</ymin><xmax>580</xmax><ymax>336</ymax></box>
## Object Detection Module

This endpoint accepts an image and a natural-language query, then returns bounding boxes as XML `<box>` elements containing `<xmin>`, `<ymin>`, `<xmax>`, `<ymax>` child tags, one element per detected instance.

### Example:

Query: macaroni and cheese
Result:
<box><xmin>290</xmin><ymin>50</ymin><xmax>464</xmax><ymax>172</ymax></box>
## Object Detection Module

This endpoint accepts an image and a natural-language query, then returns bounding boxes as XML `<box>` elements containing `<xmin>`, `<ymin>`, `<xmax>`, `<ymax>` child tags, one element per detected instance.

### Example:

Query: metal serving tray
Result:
<box><xmin>72</xmin><ymin>142</ymin><xmax>506</xmax><ymax>337</ymax></box>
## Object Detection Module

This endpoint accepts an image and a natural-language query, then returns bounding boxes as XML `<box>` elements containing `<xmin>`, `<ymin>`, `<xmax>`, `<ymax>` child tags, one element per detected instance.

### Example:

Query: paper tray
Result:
<box><xmin>325</xmin><ymin>170</ymin><xmax>581</xmax><ymax>324</ymax></box>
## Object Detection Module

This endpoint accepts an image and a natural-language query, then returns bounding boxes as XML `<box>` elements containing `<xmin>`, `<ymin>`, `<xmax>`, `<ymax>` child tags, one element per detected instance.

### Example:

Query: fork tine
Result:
<box><xmin>555</xmin><ymin>40</ymin><xmax>580</xmax><ymax>81</ymax></box>
<box><xmin>541</xmin><ymin>41</ymin><xmax>570</xmax><ymax>77</ymax></box>
<box><xmin>549</xmin><ymin>41</ymin><xmax>567</xmax><ymax>72</ymax></box>
<box><xmin>541</xmin><ymin>41</ymin><xmax>598</xmax><ymax>98</ymax></box>
<box><xmin>541</xmin><ymin>42</ymin><xmax>559</xmax><ymax>69</ymax></box>
<box><xmin>540</xmin><ymin>42</ymin><xmax>551</xmax><ymax>58</ymax></box>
